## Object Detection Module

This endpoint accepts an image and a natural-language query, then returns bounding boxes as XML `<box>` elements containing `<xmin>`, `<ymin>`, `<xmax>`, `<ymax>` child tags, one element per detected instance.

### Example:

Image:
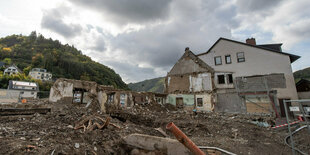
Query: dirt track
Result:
<box><xmin>0</xmin><ymin>100</ymin><xmax>308</xmax><ymax>155</ymax></box>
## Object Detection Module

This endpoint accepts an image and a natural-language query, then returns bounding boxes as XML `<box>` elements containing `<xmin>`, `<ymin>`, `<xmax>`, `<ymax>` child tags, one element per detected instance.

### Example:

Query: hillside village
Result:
<box><xmin>0</xmin><ymin>35</ymin><xmax>310</xmax><ymax>155</ymax></box>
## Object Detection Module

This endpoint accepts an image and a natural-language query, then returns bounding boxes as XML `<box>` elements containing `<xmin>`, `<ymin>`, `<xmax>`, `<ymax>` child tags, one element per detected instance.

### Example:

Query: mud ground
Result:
<box><xmin>0</xmin><ymin>99</ymin><xmax>309</xmax><ymax>155</ymax></box>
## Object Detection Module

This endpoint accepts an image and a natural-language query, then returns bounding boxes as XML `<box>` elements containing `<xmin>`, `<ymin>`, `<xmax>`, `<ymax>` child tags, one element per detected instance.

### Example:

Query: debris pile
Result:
<box><xmin>0</xmin><ymin>99</ymin><xmax>307</xmax><ymax>154</ymax></box>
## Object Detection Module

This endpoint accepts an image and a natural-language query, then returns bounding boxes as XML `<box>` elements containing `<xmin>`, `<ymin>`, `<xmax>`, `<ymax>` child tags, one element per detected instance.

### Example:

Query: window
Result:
<box><xmin>237</xmin><ymin>52</ymin><xmax>245</xmax><ymax>62</ymax></box>
<box><xmin>20</xmin><ymin>92</ymin><xmax>24</xmax><ymax>94</ymax></box>
<box><xmin>214</xmin><ymin>56</ymin><xmax>222</xmax><ymax>65</ymax></box>
<box><xmin>218</xmin><ymin>75</ymin><xmax>225</xmax><ymax>84</ymax></box>
<box><xmin>197</xmin><ymin>98</ymin><xmax>203</xmax><ymax>107</ymax></box>
<box><xmin>227</xmin><ymin>74</ymin><xmax>233</xmax><ymax>84</ymax></box>
<box><xmin>108</xmin><ymin>94</ymin><xmax>114</xmax><ymax>103</ymax></box>
<box><xmin>225</xmin><ymin>55</ymin><xmax>231</xmax><ymax>64</ymax></box>
<box><xmin>31</xmin><ymin>92</ymin><xmax>34</xmax><ymax>95</ymax></box>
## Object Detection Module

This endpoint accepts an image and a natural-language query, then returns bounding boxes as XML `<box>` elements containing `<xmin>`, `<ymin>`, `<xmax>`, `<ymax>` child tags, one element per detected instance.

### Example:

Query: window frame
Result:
<box><xmin>214</xmin><ymin>56</ymin><xmax>222</xmax><ymax>65</ymax></box>
<box><xmin>227</xmin><ymin>74</ymin><xmax>233</xmax><ymax>84</ymax></box>
<box><xmin>237</xmin><ymin>52</ymin><xmax>245</xmax><ymax>62</ymax></box>
<box><xmin>197</xmin><ymin>98</ymin><xmax>203</xmax><ymax>107</ymax></box>
<box><xmin>217</xmin><ymin>75</ymin><xmax>225</xmax><ymax>84</ymax></box>
<box><xmin>225</xmin><ymin>55</ymin><xmax>232</xmax><ymax>64</ymax></box>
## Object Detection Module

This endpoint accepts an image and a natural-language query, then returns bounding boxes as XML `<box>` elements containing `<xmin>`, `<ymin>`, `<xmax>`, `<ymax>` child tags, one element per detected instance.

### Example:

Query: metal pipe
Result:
<box><xmin>198</xmin><ymin>146</ymin><xmax>237</xmax><ymax>155</ymax></box>
<box><xmin>166</xmin><ymin>122</ymin><xmax>205</xmax><ymax>155</ymax></box>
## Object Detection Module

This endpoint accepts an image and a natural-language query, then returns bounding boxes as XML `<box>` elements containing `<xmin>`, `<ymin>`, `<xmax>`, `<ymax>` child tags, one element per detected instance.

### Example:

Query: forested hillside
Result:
<box><xmin>0</xmin><ymin>32</ymin><xmax>128</xmax><ymax>89</ymax></box>
<box><xmin>294</xmin><ymin>67</ymin><xmax>310</xmax><ymax>82</ymax></box>
<box><xmin>128</xmin><ymin>77</ymin><xmax>165</xmax><ymax>93</ymax></box>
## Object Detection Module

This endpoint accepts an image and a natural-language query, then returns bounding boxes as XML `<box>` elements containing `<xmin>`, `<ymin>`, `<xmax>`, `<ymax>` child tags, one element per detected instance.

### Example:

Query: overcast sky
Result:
<box><xmin>0</xmin><ymin>0</ymin><xmax>309</xmax><ymax>83</ymax></box>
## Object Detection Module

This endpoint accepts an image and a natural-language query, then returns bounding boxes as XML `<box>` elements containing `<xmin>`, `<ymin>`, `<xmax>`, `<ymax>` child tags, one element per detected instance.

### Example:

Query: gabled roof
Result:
<box><xmin>197</xmin><ymin>37</ymin><xmax>300</xmax><ymax>63</ymax></box>
<box><xmin>168</xmin><ymin>48</ymin><xmax>214</xmax><ymax>76</ymax></box>
<box><xmin>183</xmin><ymin>48</ymin><xmax>214</xmax><ymax>72</ymax></box>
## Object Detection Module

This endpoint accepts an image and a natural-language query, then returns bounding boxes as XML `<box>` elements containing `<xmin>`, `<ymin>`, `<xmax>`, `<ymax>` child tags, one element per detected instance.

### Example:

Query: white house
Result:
<box><xmin>3</xmin><ymin>64</ymin><xmax>21</xmax><ymax>75</ymax></box>
<box><xmin>29</xmin><ymin>68</ymin><xmax>52</xmax><ymax>81</ymax></box>
<box><xmin>165</xmin><ymin>38</ymin><xmax>300</xmax><ymax>117</ymax></box>
<box><xmin>197</xmin><ymin>38</ymin><xmax>300</xmax><ymax>116</ymax></box>
<box><xmin>8</xmin><ymin>80</ymin><xmax>39</xmax><ymax>99</ymax></box>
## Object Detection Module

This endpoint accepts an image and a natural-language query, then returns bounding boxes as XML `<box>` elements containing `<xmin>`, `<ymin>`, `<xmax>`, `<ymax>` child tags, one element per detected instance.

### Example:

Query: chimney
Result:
<box><xmin>246</xmin><ymin>38</ymin><xmax>256</xmax><ymax>45</ymax></box>
<box><xmin>185</xmin><ymin>47</ymin><xmax>190</xmax><ymax>52</ymax></box>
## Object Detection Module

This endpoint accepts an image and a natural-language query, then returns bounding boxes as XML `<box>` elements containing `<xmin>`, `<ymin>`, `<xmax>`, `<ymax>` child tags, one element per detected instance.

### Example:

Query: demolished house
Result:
<box><xmin>166</xmin><ymin>38</ymin><xmax>300</xmax><ymax>117</ymax></box>
<box><xmin>49</xmin><ymin>78</ymin><xmax>167</xmax><ymax>112</ymax></box>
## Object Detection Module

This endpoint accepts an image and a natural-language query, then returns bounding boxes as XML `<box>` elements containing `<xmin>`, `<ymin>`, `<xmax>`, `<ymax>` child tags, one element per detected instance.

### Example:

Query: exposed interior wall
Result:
<box><xmin>49</xmin><ymin>80</ymin><xmax>74</xmax><ymax>103</ymax></box>
<box><xmin>195</xmin><ymin>94</ymin><xmax>213</xmax><ymax>111</ymax></box>
<box><xmin>245</xmin><ymin>95</ymin><xmax>273</xmax><ymax>114</ymax></box>
<box><xmin>167</xmin><ymin>94</ymin><xmax>195</xmax><ymax>111</ymax></box>
<box><xmin>216</xmin><ymin>92</ymin><xmax>246</xmax><ymax>113</ymax></box>
<box><xmin>166</xmin><ymin>75</ymin><xmax>190</xmax><ymax>93</ymax></box>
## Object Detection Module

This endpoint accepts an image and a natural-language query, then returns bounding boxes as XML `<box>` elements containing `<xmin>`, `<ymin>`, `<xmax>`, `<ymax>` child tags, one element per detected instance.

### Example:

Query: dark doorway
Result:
<box><xmin>279</xmin><ymin>99</ymin><xmax>294</xmax><ymax>118</ymax></box>
<box><xmin>176</xmin><ymin>97</ymin><xmax>184</xmax><ymax>109</ymax></box>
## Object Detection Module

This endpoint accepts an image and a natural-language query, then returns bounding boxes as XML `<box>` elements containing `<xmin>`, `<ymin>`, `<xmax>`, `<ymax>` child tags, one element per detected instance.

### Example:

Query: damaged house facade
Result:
<box><xmin>49</xmin><ymin>78</ymin><xmax>167</xmax><ymax>113</ymax></box>
<box><xmin>166</xmin><ymin>38</ymin><xmax>300</xmax><ymax>116</ymax></box>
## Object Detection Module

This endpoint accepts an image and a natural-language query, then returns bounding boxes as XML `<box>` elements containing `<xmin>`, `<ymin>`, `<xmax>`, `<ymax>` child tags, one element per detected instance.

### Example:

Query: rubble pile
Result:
<box><xmin>0</xmin><ymin>99</ymin><xmax>306</xmax><ymax>154</ymax></box>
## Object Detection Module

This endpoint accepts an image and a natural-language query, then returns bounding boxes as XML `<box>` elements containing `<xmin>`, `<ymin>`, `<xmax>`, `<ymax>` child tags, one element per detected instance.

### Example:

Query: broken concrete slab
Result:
<box><xmin>123</xmin><ymin>133</ymin><xmax>192</xmax><ymax>155</ymax></box>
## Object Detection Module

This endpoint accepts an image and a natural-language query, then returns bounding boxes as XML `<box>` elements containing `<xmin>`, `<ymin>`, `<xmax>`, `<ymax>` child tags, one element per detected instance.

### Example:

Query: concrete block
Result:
<box><xmin>123</xmin><ymin>133</ymin><xmax>191</xmax><ymax>155</ymax></box>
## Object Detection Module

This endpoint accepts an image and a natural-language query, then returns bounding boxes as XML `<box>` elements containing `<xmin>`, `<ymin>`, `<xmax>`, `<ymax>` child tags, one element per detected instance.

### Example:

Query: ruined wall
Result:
<box><xmin>195</xmin><ymin>94</ymin><xmax>213</xmax><ymax>111</ymax></box>
<box><xmin>166</xmin><ymin>73</ymin><xmax>213</xmax><ymax>94</ymax></box>
<box><xmin>215</xmin><ymin>92</ymin><xmax>246</xmax><ymax>113</ymax></box>
<box><xmin>49</xmin><ymin>80</ymin><xmax>74</xmax><ymax>103</ymax></box>
<box><xmin>166</xmin><ymin>75</ymin><xmax>190</xmax><ymax>93</ymax></box>
<box><xmin>0</xmin><ymin>89</ymin><xmax>20</xmax><ymax>103</ymax></box>
<box><xmin>168</xmin><ymin>57</ymin><xmax>208</xmax><ymax>76</ymax></box>
<box><xmin>98</xmin><ymin>91</ymin><xmax>107</xmax><ymax>113</ymax></box>
<box><xmin>245</xmin><ymin>96</ymin><xmax>273</xmax><ymax>114</ymax></box>
<box><xmin>167</xmin><ymin>94</ymin><xmax>195</xmax><ymax>111</ymax></box>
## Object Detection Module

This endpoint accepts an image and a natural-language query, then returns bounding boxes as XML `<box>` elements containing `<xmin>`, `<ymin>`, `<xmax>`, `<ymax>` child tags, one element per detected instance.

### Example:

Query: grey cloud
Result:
<box><xmin>69</xmin><ymin>0</ymin><xmax>172</xmax><ymax>25</ymax></box>
<box><xmin>41</xmin><ymin>5</ymin><xmax>82</xmax><ymax>38</ymax></box>
<box><xmin>236</xmin><ymin>0</ymin><xmax>284</xmax><ymax>13</ymax></box>
<box><xmin>103</xmin><ymin>60</ymin><xmax>155</xmax><ymax>82</ymax></box>
<box><xmin>92</xmin><ymin>36</ymin><xmax>106</xmax><ymax>51</ymax></box>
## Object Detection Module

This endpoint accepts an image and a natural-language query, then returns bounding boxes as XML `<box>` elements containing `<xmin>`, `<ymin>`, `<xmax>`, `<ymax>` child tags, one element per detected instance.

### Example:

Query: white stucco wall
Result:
<box><xmin>198</xmin><ymin>39</ymin><xmax>298</xmax><ymax>100</ymax></box>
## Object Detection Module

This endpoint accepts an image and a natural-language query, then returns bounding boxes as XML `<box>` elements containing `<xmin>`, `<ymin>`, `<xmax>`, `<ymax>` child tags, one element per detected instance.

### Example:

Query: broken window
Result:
<box><xmin>218</xmin><ymin>75</ymin><xmax>225</xmax><ymax>84</ymax></box>
<box><xmin>108</xmin><ymin>93</ymin><xmax>114</xmax><ymax>104</ymax></box>
<box><xmin>225</xmin><ymin>55</ymin><xmax>231</xmax><ymax>64</ymax></box>
<box><xmin>237</xmin><ymin>52</ymin><xmax>245</xmax><ymax>62</ymax></box>
<box><xmin>227</xmin><ymin>74</ymin><xmax>233</xmax><ymax>84</ymax></box>
<box><xmin>197</xmin><ymin>98</ymin><xmax>203</xmax><ymax>107</ymax></box>
<box><xmin>214</xmin><ymin>56</ymin><xmax>222</xmax><ymax>65</ymax></box>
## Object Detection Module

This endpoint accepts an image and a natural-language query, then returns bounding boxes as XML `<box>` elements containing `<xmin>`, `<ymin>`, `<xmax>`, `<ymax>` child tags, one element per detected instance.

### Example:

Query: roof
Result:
<box><xmin>8</xmin><ymin>80</ymin><xmax>39</xmax><ymax>91</ymax></box>
<box><xmin>12</xmin><ymin>81</ymin><xmax>37</xmax><ymax>87</ymax></box>
<box><xmin>5</xmin><ymin>64</ymin><xmax>23</xmax><ymax>73</ymax></box>
<box><xmin>184</xmin><ymin>48</ymin><xmax>214</xmax><ymax>72</ymax></box>
<box><xmin>168</xmin><ymin>48</ymin><xmax>214</xmax><ymax>76</ymax></box>
<box><xmin>197</xmin><ymin>37</ymin><xmax>300</xmax><ymax>63</ymax></box>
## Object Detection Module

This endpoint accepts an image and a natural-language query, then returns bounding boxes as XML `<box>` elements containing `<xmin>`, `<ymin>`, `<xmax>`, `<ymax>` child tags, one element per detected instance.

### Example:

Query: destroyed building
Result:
<box><xmin>166</xmin><ymin>38</ymin><xmax>300</xmax><ymax>116</ymax></box>
<box><xmin>49</xmin><ymin>78</ymin><xmax>167</xmax><ymax>112</ymax></box>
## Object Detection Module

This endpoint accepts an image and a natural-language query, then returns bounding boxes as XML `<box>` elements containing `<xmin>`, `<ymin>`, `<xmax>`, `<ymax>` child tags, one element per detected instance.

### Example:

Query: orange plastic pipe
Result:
<box><xmin>166</xmin><ymin>122</ymin><xmax>205</xmax><ymax>155</ymax></box>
